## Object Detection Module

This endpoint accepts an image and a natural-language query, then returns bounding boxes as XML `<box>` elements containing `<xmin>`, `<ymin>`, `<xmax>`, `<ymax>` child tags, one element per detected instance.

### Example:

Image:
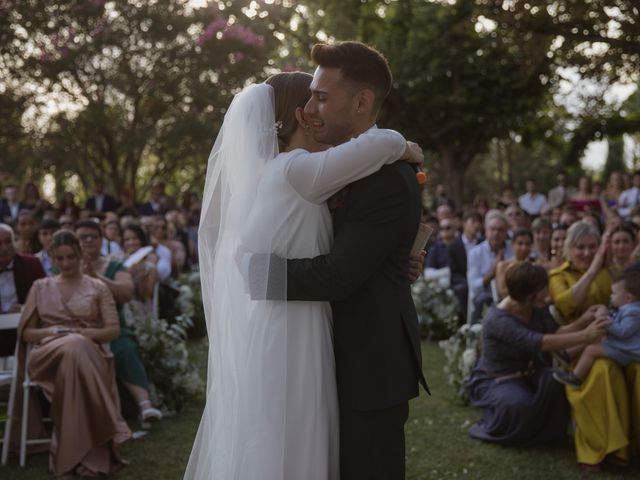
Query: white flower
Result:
<box><xmin>470</xmin><ymin>323</ymin><xmax>483</xmax><ymax>334</ymax></box>
<box><xmin>461</xmin><ymin>348</ymin><xmax>477</xmax><ymax>370</ymax></box>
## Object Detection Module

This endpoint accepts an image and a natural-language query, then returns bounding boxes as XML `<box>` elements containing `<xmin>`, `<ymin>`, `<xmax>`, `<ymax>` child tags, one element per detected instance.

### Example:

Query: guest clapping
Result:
<box><xmin>549</xmin><ymin>222</ymin><xmax>611</xmax><ymax>324</ymax></box>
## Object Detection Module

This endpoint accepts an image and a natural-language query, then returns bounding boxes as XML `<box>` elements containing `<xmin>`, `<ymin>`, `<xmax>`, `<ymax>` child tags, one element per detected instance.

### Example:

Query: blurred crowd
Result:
<box><xmin>0</xmin><ymin>178</ymin><xmax>201</xmax><ymax>285</ymax></box>
<box><xmin>422</xmin><ymin>170</ymin><xmax>640</xmax><ymax>323</ymax></box>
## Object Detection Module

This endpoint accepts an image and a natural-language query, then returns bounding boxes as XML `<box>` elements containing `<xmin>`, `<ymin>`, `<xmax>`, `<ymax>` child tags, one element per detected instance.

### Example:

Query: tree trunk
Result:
<box><xmin>442</xmin><ymin>152</ymin><xmax>467</xmax><ymax>210</ymax></box>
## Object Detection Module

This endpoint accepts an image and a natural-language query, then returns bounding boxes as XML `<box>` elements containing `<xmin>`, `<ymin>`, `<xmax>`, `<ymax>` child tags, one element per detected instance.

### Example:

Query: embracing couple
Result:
<box><xmin>184</xmin><ymin>41</ymin><xmax>429</xmax><ymax>480</ymax></box>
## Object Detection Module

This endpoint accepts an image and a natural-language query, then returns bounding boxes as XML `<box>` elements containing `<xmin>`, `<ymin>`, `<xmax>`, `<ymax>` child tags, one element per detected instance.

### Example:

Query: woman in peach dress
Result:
<box><xmin>13</xmin><ymin>230</ymin><xmax>130</xmax><ymax>476</ymax></box>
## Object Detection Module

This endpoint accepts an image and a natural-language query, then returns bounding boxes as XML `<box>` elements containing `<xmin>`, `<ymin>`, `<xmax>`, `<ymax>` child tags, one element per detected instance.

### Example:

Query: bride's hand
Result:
<box><xmin>401</xmin><ymin>141</ymin><xmax>424</xmax><ymax>165</ymax></box>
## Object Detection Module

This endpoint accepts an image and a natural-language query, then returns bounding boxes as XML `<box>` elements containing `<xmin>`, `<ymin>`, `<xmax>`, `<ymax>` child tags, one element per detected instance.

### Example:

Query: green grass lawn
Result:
<box><xmin>3</xmin><ymin>340</ymin><xmax>640</xmax><ymax>479</ymax></box>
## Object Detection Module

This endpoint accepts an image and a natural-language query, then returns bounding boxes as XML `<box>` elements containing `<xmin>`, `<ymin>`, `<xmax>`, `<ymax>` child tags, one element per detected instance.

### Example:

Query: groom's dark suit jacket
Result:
<box><xmin>280</xmin><ymin>162</ymin><xmax>428</xmax><ymax>410</ymax></box>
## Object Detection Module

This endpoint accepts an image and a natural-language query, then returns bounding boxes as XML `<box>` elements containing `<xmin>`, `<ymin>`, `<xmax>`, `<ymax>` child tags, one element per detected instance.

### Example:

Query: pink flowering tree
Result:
<box><xmin>0</xmin><ymin>0</ymin><xmax>290</xmax><ymax>197</ymax></box>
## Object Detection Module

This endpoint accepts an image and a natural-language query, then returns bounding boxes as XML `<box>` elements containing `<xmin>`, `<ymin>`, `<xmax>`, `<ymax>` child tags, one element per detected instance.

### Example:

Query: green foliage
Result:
<box><xmin>0</xmin><ymin>0</ymin><xmax>290</xmax><ymax>196</ymax></box>
<box><xmin>279</xmin><ymin>0</ymin><xmax>554</xmax><ymax>204</ymax></box>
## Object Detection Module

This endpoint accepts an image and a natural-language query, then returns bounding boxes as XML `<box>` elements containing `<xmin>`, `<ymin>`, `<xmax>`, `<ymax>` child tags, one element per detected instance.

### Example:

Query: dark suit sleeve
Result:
<box><xmin>285</xmin><ymin>167</ymin><xmax>414</xmax><ymax>302</ymax></box>
<box><xmin>448</xmin><ymin>240</ymin><xmax>466</xmax><ymax>286</ymax></box>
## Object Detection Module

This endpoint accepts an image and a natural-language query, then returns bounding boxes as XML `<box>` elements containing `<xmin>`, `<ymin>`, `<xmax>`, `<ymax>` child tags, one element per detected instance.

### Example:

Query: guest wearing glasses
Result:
<box><xmin>75</xmin><ymin>220</ymin><xmax>161</xmax><ymax>423</ymax></box>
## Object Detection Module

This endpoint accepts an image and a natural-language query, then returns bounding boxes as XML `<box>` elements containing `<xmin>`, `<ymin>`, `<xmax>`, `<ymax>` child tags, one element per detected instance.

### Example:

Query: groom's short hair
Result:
<box><xmin>311</xmin><ymin>41</ymin><xmax>392</xmax><ymax>112</ymax></box>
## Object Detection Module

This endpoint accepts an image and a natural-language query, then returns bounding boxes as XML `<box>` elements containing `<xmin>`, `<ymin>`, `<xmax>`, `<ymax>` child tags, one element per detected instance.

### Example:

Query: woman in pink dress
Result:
<box><xmin>13</xmin><ymin>230</ymin><xmax>130</xmax><ymax>476</ymax></box>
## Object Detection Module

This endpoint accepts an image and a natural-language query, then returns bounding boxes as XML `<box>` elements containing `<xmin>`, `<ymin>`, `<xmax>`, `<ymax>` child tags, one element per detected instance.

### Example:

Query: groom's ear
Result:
<box><xmin>354</xmin><ymin>89</ymin><xmax>376</xmax><ymax>117</ymax></box>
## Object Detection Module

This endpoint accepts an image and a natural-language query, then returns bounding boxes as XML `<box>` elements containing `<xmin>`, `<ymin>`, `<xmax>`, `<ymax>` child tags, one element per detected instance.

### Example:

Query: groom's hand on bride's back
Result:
<box><xmin>401</xmin><ymin>141</ymin><xmax>424</xmax><ymax>165</ymax></box>
<box><xmin>408</xmin><ymin>250</ymin><xmax>426</xmax><ymax>284</ymax></box>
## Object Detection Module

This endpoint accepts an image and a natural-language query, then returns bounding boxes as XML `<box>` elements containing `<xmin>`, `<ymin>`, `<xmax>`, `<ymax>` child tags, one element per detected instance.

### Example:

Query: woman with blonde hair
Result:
<box><xmin>549</xmin><ymin>221</ymin><xmax>640</xmax><ymax>472</ymax></box>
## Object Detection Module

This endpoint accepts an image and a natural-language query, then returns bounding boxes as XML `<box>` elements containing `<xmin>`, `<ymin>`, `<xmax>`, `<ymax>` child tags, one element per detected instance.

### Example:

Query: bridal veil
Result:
<box><xmin>184</xmin><ymin>84</ymin><xmax>290</xmax><ymax>479</ymax></box>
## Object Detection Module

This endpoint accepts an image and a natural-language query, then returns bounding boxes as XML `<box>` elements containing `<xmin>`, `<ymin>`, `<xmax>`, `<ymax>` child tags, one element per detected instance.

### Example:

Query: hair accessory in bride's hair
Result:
<box><xmin>274</xmin><ymin>120</ymin><xmax>283</xmax><ymax>133</ymax></box>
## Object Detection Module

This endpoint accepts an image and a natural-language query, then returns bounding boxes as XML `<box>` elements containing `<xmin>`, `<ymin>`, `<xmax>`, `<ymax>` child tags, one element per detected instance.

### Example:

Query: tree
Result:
<box><xmin>280</xmin><ymin>0</ymin><xmax>554</xmax><ymax>204</ymax></box>
<box><xmin>478</xmin><ymin>0</ymin><xmax>640</xmax><ymax>165</ymax></box>
<box><xmin>0</xmin><ymin>0</ymin><xmax>290</xmax><ymax>198</ymax></box>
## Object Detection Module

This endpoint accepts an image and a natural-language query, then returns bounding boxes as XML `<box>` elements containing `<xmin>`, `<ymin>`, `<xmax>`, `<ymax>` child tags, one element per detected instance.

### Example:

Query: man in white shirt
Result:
<box><xmin>519</xmin><ymin>179</ymin><xmax>548</xmax><ymax>217</ymax></box>
<box><xmin>617</xmin><ymin>171</ymin><xmax>640</xmax><ymax>219</ymax></box>
<box><xmin>468</xmin><ymin>212</ymin><xmax>512</xmax><ymax>322</ymax></box>
<box><xmin>547</xmin><ymin>172</ymin><xmax>576</xmax><ymax>209</ymax></box>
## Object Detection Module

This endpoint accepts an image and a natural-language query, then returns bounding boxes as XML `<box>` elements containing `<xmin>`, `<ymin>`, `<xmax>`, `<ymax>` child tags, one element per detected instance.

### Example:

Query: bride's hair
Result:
<box><xmin>265</xmin><ymin>72</ymin><xmax>313</xmax><ymax>152</ymax></box>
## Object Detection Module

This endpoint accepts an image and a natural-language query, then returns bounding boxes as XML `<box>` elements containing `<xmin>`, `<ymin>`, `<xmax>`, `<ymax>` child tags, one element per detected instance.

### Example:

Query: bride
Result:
<box><xmin>184</xmin><ymin>72</ymin><xmax>422</xmax><ymax>479</ymax></box>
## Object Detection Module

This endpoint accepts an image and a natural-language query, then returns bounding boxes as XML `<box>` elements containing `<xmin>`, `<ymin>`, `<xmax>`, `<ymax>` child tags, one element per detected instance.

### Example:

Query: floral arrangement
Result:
<box><xmin>438</xmin><ymin>323</ymin><xmax>483</xmax><ymax>403</ymax></box>
<box><xmin>411</xmin><ymin>276</ymin><xmax>459</xmax><ymax>340</ymax></box>
<box><xmin>122</xmin><ymin>294</ymin><xmax>203</xmax><ymax>415</ymax></box>
<box><xmin>176</xmin><ymin>271</ymin><xmax>207</xmax><ymax>339</ymax></box>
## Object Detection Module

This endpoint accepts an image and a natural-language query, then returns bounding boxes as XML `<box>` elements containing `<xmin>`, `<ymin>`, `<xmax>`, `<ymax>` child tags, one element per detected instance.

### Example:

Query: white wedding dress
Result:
<box><xmin>184</xmin><ymin>84</ymin><xmax>406</xmax><ymax>480</ymax></box>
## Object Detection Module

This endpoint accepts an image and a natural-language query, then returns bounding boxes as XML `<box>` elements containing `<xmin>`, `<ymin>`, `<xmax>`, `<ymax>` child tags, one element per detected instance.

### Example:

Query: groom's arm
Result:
<box><xmin>249</xmin><ymin>166</ymin><xmax>417</xmax><ymax>301</ymax></box>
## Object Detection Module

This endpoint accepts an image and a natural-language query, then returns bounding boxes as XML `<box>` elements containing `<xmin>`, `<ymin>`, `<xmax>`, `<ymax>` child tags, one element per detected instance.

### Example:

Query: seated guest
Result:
<box><xmin>548</xmin><ymin>171</ymin><xmax>577</xmax><ymax>209</ymax></box>
<box><xmin>425</xmin><ymin>217</ymin><xmax>456</xmax><ymax>271</ymax></box>
<box><xmin>549</xmin><ymin>221</ymin><xmax>611</xmax><ymax>325</ymax></box>
<box><xmin>448</xmin><ymin>210</ymin><xmax>482</xmax><ymax>321</ymax></box>
<box><xmin>122</xmin><ymin>224</ymin><xmax>160</xmax><ymax>304</ymax></box>
<box><xmin>149</xmin><ymin>216</ymin><xmax>176</xmax><ymax>279</ymax></box>
<box><xmin>608</xmin><ymin>222</ymin><xmax>638</xmax><ymax>277</ymax></box>
<box><xmin>85</xmin><ymin>178</ymin><xmax>119</xmax><ymax>214</ymax></box>
<box><xmin>468</xmin><ymin>212</ymin><xmax>512</xmax><ymax>323</ymax></box>
<box><xmin>518</xmin><ymin>179</ymin><xmax>548</xmax><ymax>217</ymax></box>
<box><xmin>35</xmin><ymin>218</ymin><xmax>60</xmax><ymax>275</ymax></box>
<box><xmin>570</xmin><ymin>176</ymin><xmax>601</xmax><ymax>215</ymax></box>
<box><xmin>603</xmin><ymin>172</ymin><xmax>624</xmax><ymax>214</ymax></box>
<box><xmin>495</xmin><ymin>228</ymin><xmax>533</xmax><ymax>299</ymax></box>
<box><xmin>505</xmin><ymin>204</ymin><xmax>530</xmax><ymax>233</ymax></box>
<box><xmin>558</xmin><ymin>207</ymin><xmax>578</xmax><ymax>228</ymax></box>
<box><xmin>496</xmin><ymin>185</ymin><xmax>516</xmax><ymax>210</ymax></box>
<box><xmin>530</xmin><ymin>217</ymin><xmax>552</xmax><ymax>266</ymax></box>
<box><xmin>13</xmin><ymin>230</ymin><xmax>131</xmax><ymax>476</ymax></box>
<box><xmin>0</xmin><ymin>185</ymin><xmax>23</xmax><ymax>225</ymax></box>
<box><xmin>138</xmin><ymin>180</ymin><xmax>170</xmax><ymax>216</ymax></box>
<box><xmin>548</xmin><ymin>221</ymin><xmax>639</xmax><ymax>471</ymax></box>
<box><xmin>617</xmin><ymin>170</ymin><xmax>640</xmax><ymax>219</ymax></box>
<box><xmin>56</xmin><ymin>191</ymin><xmax>81</xmax><ymax>221</ymax></box>
<box><xmin>104</xmin><ymin>219</ymin><xmax>123</xmax><ymax>248</ymax></box>
<box><xmin>101</xmin><ymin>220</ymin><xmax>124</xmax><ymax>257</ymax></box>
<box><xmin>75</xmin><ymin>220</ymin><xmax>161</xmax><ymax>423</ymax></box>
<box><xmin>472</xmin><ymin>194</ymin><xmax>490</xmax><ymax>218</ymax></box>
<box><xmin>14</xmin><ymin>209</ymin><xmax>40</xmax><ymax>254</ymax></box>
<box><xmin>467</xmin><ymin>262</ymin><xmax>608</xmax><ymax>446</ymax></box>
<box><xmin>548</xmin><ymin>225</ymin><xmax>567</xmax><ymax>271</ymax></box>
<box><xmin>116</xmin><ymin>188</ymin><xmax>139</xmax><ymax>218</ymax></box>
<box><xmin>21</xmin><ymin>181</ymin><xmax>49</xmax><ymax>219</ymax></box>
<box><xmin>0</xmin><ymin>223</ymin><xmax>46</xmax><ymax>356</ymax></box>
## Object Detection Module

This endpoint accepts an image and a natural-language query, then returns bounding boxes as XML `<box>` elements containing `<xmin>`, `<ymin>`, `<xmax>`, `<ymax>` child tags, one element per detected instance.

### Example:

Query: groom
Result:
<box><xmin>253</xmin><ymin>41</ymin><xmax>428</xmax><ymax>479</ymax></box>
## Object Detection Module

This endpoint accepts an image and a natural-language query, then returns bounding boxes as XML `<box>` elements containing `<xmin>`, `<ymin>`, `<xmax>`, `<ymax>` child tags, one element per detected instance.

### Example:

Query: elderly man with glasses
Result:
<box><xmin>0</xmin><ymin>223</ymin><xmax>46</xmax><ymax>355</ymax></box>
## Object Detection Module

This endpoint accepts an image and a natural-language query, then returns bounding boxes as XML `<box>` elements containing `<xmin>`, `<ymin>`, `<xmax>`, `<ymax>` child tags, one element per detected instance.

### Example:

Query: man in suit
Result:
<box><xmin>0</xmin><ymin>223</ymin><xmax>46</xmax><ymax>355</ymax></box>
<box><xmin>251</xmin><ymin>41</ymin><xmax>428</xmax><ymax>479</ymax></box>
<box><xmin>85</xmin><ymin>179</ymin><xmax>119</xmax><ymax>213</ymax></box>
<box><xmin>448</xmin><ymin>210</ymin><xmax>483</xmax><ymax>321</ymax></box>
<box><xmin>138</xmin><ymin>180</ymin><xmax>171</xmax><ymax>216</ymax></box>
<box><xmin>0</xmin><ymin>185</ymin><xmax>23</xmax><ymax>225</ymax></box>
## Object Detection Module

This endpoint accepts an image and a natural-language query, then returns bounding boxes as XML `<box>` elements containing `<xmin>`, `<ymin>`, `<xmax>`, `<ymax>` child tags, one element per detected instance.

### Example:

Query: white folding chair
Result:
<box><xmin>0</xmin><ymin>312</ymin><xmax>20</xmax><ymax>466</ymax></box>
<box><xmin>1</xmin><ymin>313</ymin><xmax>52</xmax><ymax>467</ymax></box>
<box><xmin>18</xmin><ymin>345</ymin><xmax>52</xmax><ymax>466</ymax></box>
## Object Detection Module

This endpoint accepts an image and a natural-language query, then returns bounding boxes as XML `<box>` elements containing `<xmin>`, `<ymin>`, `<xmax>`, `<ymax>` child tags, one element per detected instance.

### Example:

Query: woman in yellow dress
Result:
<box><xmin>549</xmin><ymin>221</ymin><xmax>640</xmax><ymax>472</ymax></box>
